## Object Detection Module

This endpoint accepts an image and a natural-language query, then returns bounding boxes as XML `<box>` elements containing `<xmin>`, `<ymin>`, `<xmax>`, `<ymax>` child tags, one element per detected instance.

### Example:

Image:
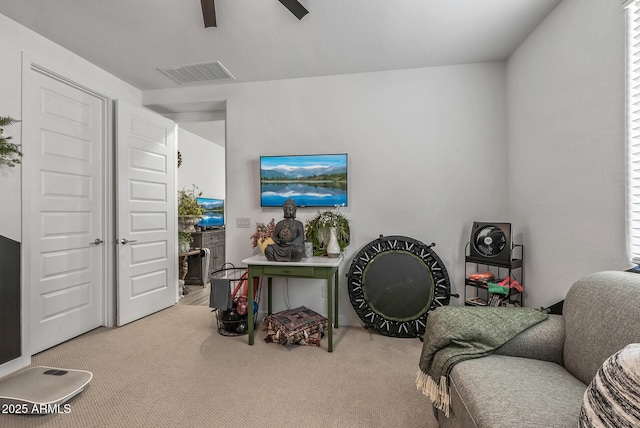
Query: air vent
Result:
<box><xmin>157</xmin><ymin>61</ymin><xmax>235</xmax><ymax>85</ymax></box>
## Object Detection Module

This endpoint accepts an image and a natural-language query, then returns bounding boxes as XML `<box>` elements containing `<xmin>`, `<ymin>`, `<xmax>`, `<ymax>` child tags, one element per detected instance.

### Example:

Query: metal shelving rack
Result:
<box><xmin>464</xmin><ymin>243</ymin><xmax>524</xmax><ymax>307</ymax></box>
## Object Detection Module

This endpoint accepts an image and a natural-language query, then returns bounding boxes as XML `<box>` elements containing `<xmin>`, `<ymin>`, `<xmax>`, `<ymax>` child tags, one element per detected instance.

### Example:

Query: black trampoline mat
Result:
<box><xmin>362</xmin><ymin>251</ymin><xmax>433</xmax><ymax>320</ymax></box>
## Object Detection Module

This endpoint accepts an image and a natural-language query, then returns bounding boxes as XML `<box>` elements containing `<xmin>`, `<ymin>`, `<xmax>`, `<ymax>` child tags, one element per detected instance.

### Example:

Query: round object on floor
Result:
<box><xmin>346</xmin><ymin>235</ymin><xmax>451</xmax><ymax>338</ymax></box>
<box><xmin>235</xmin><ymin>321</ymin><xmax>248</xmax><ymax>334</ymax></box>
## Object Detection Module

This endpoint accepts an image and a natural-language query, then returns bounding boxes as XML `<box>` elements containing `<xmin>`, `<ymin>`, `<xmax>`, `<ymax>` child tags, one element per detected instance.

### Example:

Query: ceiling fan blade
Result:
<box><xmin>201</xmin><ymin>0</ymin><xmax>217</xmax><ymax>28</ymax></box>
<box><xmin>278</xmin><ymin>0</ymin><xmax>309</xmax><ymax>20</ymax></box>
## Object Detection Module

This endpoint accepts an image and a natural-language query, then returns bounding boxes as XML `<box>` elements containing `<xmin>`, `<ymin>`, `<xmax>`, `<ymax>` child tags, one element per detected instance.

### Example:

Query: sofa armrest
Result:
<box><xmin>495</xmin><ymin>314</ymin><xmax>564</xmax><ymax>365</ymax></box>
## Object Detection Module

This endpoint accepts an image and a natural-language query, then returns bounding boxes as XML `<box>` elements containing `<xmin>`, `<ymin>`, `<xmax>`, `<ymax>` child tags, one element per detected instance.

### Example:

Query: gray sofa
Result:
<box><xmin>435</xmin><ymin>271</ymin><xmax>640</xmax><ymax>428</ymax></box>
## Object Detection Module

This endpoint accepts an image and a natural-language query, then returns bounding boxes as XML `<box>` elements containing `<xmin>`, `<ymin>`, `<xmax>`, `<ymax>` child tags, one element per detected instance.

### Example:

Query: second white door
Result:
<box><xmin>116</xmin><ymin>101</ymin><xmax>177</xmax><ymax>326</ymax></box>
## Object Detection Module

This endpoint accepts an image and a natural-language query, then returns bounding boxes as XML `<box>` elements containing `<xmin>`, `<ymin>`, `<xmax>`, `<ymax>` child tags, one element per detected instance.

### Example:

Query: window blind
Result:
<box><xmin>627</xmin><ymin>2</ymin><xmax>640</xmax><ymax>264</ymax></box>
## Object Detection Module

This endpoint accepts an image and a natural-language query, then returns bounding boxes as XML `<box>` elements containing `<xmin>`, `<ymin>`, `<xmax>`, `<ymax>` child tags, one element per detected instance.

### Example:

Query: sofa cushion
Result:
<box><xmin>563</xmin><ymin>271</ymin><xmax>640</xmax><ymax>385</ymax></box>
<box><xmin>496</xmin><ymin>314</ymin><xmax>565</xmax><ymax>365</ymax></box>
<box><xmin>579</xmin><ymin>343</ymin><xmax>640</xmax><ymax>428</ymax></box>
<box><xmin>446</xmin><ymin>354</ymin><xmax>587</xmax><ymax>428</ymax></box>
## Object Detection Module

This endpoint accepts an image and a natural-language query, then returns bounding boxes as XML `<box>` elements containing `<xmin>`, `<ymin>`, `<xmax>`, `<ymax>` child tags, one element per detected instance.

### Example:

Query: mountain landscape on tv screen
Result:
<box><xmin>261</xmin><ymin>165</ymin><xmax>346</xmax><ymax>180</ymax></box>
<box><xmin>260</xmin><ymin>154</ymin><xmax>348</xmax><ymax>207</ymax></box>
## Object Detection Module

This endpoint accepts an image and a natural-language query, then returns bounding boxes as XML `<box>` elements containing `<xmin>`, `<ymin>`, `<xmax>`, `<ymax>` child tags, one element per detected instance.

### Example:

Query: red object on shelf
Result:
<box><xmin>498</xmin><ymin>276</ymin><xmax>524</xmax><ymax>292</ymax></box>
<box><xmin>469</xmin><ymin>271</ymin><xmax>495</xmax><ymax>281</ymax></box>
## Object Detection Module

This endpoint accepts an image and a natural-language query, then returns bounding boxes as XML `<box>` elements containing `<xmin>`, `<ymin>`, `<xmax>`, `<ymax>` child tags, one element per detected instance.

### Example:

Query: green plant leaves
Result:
<box><xmin>304</xmin><ymin>209</ymin><xmax>350</xmax><ymax>256</ymax></box>
<box><xmin>0</xmin><ymin>116</ymin><xmax>22</xmax><ymax>168</ymax></box>
<box><xmin>178</xmin><ymin>185</ymin><xmax>204</xmax><ymax>216</ymax></box>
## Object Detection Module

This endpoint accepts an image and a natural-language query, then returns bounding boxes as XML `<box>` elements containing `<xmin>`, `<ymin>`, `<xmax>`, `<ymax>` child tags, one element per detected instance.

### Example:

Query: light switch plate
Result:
<box><xmin>236</xmin><ymin>217</ymin><xmax>251</xmax><ymax>228</ymax></box>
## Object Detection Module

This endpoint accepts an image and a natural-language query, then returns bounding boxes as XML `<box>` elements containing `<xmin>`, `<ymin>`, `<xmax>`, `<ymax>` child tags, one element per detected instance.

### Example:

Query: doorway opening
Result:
<box><xmin>177</xmin><ymin>119</ymin><xmax>226</xmax><ymax>300</ymax></box>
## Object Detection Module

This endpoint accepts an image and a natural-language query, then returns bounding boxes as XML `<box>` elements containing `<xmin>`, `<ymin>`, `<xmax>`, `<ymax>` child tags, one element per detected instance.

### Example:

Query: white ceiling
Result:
<box><xmin>0</xmin><ymin>0</ymin><xmax>561</xmax><ymax>145</ymax></box>
<box><xmin>0</xmin><ymin>0</ymin><xmax>561</xmax><ymax>91</ymax></box>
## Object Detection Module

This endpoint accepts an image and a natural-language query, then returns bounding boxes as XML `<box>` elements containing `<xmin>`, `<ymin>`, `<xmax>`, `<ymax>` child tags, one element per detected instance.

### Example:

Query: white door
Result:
<box><xmin>24</xmin><ymin>66</ymin><xmax>106</xmax><ymax>354</ymax></box>
<box><xmin>116</xmin><ymin>101</ymin><xmax>177</xmax><ymax>326</ymax></box>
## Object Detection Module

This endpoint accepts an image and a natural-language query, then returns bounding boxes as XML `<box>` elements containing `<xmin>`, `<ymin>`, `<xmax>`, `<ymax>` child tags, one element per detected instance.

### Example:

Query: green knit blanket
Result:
<box><xmin>416</xmin><ymin>306</ymin><xmax>548</xmax><ymax>416</ymax></box>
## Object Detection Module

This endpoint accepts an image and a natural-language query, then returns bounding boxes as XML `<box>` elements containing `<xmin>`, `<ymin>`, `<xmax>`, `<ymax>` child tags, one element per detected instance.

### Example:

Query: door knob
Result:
<box><xmin>120</xmin><ymin>238</ymin><xmax>138</xmax><ymax>245</ymax></box>
<box><xmin>90</xmin><ymin>238</ymin><xmax>104</xmax><ymax>245</ymax></box>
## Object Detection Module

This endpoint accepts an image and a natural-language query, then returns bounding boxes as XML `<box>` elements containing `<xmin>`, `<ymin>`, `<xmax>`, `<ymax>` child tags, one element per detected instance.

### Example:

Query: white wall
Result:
<box><xmin>145</xmin><ymin>62</ymin><xmax>509</xmax><ymax>324</ymax></box>
<box><xmin>507</xmin><ymin>0</ymin><xmax>627</xmax><ymax>307</ymax></box>
<box><xmin>177</xmin><ymin>125</ymin><xmax>226</xmax><ymax>201</ymax></box>
<box><xmin>0</xmin><ymin>23</ymin><xmax>23</xmax><ymax>243</ymax></box>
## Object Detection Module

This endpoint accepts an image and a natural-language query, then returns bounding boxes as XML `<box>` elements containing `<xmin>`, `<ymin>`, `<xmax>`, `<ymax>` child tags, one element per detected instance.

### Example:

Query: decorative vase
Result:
<box><xmin>304</xmin><ymin>241</ymin><xmax>313</xmax><ymax>258</ymax></box>
<box><xmin>327</xmin><ymin>227</ymin><xmax>340</xmax><ymax>258</ymax></box>
<box><xmin>258</xmin><ymin>237</ymin><xmax>275</xmax><ymax>255</ymax></box>
<box><xmin>179</xmin><ymin>242</ymin><xmax>190</xmax><ymax>253</ymax></box>
<box><xmin>179</xmin><ymin>216</ymin><xmax>201</xmax><ymax>233</ymax></box>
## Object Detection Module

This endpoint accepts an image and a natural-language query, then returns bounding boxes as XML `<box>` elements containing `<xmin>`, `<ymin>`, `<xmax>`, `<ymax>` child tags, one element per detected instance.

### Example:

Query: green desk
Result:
<box><xmin>241</xmin><ymin>255</ymin><xmax>343</xmax><ymax>352</ymax></box>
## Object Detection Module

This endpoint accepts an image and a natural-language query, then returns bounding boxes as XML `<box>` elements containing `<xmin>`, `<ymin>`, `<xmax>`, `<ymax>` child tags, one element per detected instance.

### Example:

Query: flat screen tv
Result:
<box><xmin>260</xmin><ymin>153</ymin><xmax>348</xmax><ymax>208</ymax></box>
<box><xmin>196</xmin><ymin>197</ymin><xmax>224</xmax><ymax>228</ymax></box>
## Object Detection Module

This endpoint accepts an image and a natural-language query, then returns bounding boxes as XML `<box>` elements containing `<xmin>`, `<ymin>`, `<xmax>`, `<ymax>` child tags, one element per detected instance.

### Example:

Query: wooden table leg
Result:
<box><xmin>268</xmin><ymin>277</ymin><xmax>273</xmax><ymax>314</ymax></box>
<box><xmin>248</xmin><ymin>269</ymin><xmax>254</xmax><ymax>346</ymax></box>
<box><xmin>179</xmin><ymin>255</ymin><xmax>189</xmax><ymax>295</ymax></box>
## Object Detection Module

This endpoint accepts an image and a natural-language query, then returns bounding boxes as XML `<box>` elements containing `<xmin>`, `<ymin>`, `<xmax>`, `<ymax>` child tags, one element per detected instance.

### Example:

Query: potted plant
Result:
<box><xmin>305</xmin><ymin>208</ymin><xmax>350</xmax><ymax>257</ymax></box>
<box><xmin>250</xmin><ymin>218</ymin><xmax>276</xmax><ymax>255</ymax></box>
<box><xmin>0</xmin><ymin>116</ymin><xmax>22</xmax><ymax>167</ymax></box>
<box><xmin>178</xmin><ymin>231</ymin><xmax>193</xmax><ymax>253</ymax></box>
<box><xmin>178</xmin><ymin>185</ymin><xmax>204</xmax><ymax>232</ymax></box>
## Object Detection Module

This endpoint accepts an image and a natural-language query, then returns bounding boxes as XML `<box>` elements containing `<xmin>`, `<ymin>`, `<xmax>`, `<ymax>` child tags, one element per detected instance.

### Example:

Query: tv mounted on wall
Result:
<box><xmin>196</xmin><ymin>197</ymin><xmax>224</xmax><ymax>229</ymax></box>
<box><xmin>260</xmin><ymin>153</ymin><xmax>348</xmax><ymax>208</ymax></box>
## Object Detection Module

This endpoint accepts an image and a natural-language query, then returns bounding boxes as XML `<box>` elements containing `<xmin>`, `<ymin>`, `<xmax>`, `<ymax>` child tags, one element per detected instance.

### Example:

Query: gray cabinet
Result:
<box><xmin>185</xmin><ymin>229</ymin><xmax>225</xmax><ymax>286</ymax></box>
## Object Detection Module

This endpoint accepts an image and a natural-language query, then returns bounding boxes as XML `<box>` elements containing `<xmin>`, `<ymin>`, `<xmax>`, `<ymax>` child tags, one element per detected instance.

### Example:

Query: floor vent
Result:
<box><xmin>157</xmin><ymin>61</ymin><xmax>235</xmax><ymax>85</ymax></box>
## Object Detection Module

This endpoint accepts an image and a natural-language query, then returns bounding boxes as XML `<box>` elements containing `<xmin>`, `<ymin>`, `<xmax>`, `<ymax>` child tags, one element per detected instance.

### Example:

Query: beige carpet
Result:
<box><xmin>0</xmin><ymin>305</ymin><xmax>439</xmax><ymax>428</ymax></box>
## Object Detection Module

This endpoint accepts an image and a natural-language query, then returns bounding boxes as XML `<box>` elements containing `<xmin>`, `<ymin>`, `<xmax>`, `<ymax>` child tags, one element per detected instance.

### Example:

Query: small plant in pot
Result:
<box><xmin>178</xmin><ymin>185</ymin><xmax>204</xmax><ymax>232</ymax></box>
<box><xmin>305</xmin><ymin>207</ymin><xmax>350</xmax><ymax>257</ymax></box>
<box><xmin>178</xmin><ymin>231</ymin><xmax>193</xmax><ymax>253</ymax></box>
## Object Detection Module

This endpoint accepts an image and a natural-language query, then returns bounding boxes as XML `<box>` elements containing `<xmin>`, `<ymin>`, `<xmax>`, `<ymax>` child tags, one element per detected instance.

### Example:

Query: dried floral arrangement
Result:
<box><xmin>250</xmin><ymin>218</ymin><xmax>276</xmax><ymax>248</ymax></box>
